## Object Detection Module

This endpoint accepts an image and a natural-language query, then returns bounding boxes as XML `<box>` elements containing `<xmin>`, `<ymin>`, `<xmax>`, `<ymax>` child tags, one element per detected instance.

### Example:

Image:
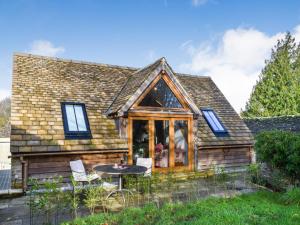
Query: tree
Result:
<box><xmin>242</xmin><ymin>33</ymin><xmax>300</xmax><ymax>117</ymax></box>
<box><xmin>0</xmin><ymin>97</ymin><xmax>11</xmax><ymax>137</ymax></box>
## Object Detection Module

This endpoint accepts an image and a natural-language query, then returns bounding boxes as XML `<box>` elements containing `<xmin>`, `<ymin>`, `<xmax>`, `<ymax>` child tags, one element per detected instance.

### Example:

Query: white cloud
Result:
<box><xmin>179</xmin><ymin>26</ymin><xmax>300</xmax><ymax>113</ymax></box>
<box><xmin>0</xmin><ymin>89</ymin><xmax>10</xmax><ymax>101</ymax></box>
<box><xmin>28</xmin><ymin>40</ymin><xmax>65</xmax><ymax>57</ymax></box>
<box><xmin>192</xmin><ymin>0</ymin><xmax>209</xmax><ymax>6</ymax></box>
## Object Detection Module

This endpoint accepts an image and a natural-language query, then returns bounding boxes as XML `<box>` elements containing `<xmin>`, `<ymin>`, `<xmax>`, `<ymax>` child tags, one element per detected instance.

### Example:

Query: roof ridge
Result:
<box><xmin>13</xmin><ymin>52</ymin><xmax>139</xmax><ymax>71</ymax></box>
<box><xmin>106</xmin><ymin>57</ymin><xmax>165</xmax><ymax>114</ymax></box>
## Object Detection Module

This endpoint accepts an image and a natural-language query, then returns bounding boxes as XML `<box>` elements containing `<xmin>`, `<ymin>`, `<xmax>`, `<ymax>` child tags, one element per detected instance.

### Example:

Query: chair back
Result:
<box><xmin>70</xmin><ymin>160</ymin><xmax>88</xmax><ymax>182</ymax></box>
<box><xmin>136</xmin><ymin>158</ymin><xmax>152</xmax><ymax>176</ymax></box>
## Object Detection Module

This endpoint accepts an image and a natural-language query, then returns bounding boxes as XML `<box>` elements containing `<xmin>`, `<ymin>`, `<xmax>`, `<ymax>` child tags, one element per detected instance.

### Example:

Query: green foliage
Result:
<box><xmin>281</xmin><ymin>187</ymin><xmax>300</xmax><ymax>206</ymax></box>
<box><xmin>247</xmin><ymin>163</ymin><xmax>266</xmax><ymax>185</ymax></box>
<box><xmin>0</xmin><ymin>97</ymin><xmax>10</xmax><ymax>137</ymax></box>
<box><xmin>63</xmin><ymin>191</ymin><xmax>300</xmax><ymax>225</ymax></box>
<box><xmin>242</xmin><ymin>33</ymin><xmax>300</xmax><ymax>117</ymax></box>
<box><xmin>68</xmin><ymin>176</ymin><xmax>82</xmax><ymax>219</ymax></box>
<box><xmin>255</xmin><ymin>130</ymin><xmax>300</xmax><ymax>183</ymax></box>
<box><xmin>28</xmin><ymin>176</ymin><xmax>67</xmax><ymax>225</ymax></box>
<box><xmin>83</xmin><ymin>181</ymin><xmax>106</xmax><ymax>215</ymax></box>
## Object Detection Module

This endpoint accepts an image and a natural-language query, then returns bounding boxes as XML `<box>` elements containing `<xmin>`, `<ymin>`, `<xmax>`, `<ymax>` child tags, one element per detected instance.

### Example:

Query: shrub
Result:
<box><xmin>255</xmin><ymin>130</ymin><xmax>300</xmax><ymax>183</ymax></box>
<box><xmin>247</xmin><ymin>163</ymin><xmax>265</xmax><ymax>185</ymax></box>
<box><xmin>281</xmin><ymin>187</ymin><xmax>300</xmax><ymax>206</ymax></box>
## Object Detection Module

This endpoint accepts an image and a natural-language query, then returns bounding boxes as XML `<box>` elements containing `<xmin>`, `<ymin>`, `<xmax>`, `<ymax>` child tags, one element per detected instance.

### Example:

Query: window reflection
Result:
<box><xmin>132</xmin><ymin>120</ymin><xmax>149</xmax><ymax>164</ymax></box>
<box><xmin>174</xmin><ymin>120</ymin><xmax>188</xmax><ymax>166</ymax></box>
<box><xmin>154</xmin><ymin>120</ymin><xmax>169</xmax><ymax>168</ymax></box>
<box><xmin>139</xmin><ymin>78</ymin><xmax>182</xmax><ymax>108</ymax></box>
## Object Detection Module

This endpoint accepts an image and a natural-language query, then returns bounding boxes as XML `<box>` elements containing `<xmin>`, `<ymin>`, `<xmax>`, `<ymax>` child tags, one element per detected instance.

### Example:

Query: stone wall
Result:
<box><xmin>244</xmin><ymin>116</ymin><xmax>300</xmax><ymax>136</ymax></box>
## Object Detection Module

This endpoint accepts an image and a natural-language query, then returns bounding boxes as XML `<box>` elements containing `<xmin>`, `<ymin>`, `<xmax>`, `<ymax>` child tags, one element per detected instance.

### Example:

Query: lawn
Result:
<box><xmin>63</xmin><ymin>191</ymin><xmax>300</xmax><ymax>225</ymax></box>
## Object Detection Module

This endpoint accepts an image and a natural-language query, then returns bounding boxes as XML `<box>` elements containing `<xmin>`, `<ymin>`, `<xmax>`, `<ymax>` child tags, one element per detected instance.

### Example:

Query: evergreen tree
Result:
<box><xmin>242</xmin><ymin>33</ymin><xmax>300</xmax><ymax>117</ymax></box>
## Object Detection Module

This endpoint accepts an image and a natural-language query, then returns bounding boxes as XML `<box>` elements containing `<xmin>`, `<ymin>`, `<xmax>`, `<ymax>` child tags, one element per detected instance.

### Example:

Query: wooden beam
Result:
<box><xmin>11</xmin><ymin>149</ymin><xmax>128</xmax><ymax>158</ymax></box>
<box><xmin>169</xmin><ymin>119</ymin><xmax>175</xmax><ymax>168</ymax></box>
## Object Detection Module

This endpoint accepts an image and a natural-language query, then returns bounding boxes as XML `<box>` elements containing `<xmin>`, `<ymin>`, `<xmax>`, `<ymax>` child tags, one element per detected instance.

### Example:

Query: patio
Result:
<box><xmin>0</xmin><ymin>170</ymin><xmax>10</xmax><ymax>191</ymax></box>
<box><xmin>0</xmin><ymin>171</ymin><xmax>259</xmax><ymax>225</ymax></box>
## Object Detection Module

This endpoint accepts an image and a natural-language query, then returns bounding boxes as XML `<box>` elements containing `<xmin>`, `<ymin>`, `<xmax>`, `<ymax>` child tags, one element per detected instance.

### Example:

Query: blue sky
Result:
<box><xmin>1</xmin><ymin>0</ymin><xmax>300</xmax><ymax>112</ymax></box>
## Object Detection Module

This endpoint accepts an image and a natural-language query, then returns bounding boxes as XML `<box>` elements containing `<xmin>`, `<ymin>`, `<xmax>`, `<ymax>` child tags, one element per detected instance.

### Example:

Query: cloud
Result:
<box><xmin>192</xmin><ymin>0</ymin><xmax>210</xmax><ymax>6</ymax></box>
<box><xmin>0</xmin><ymin>89</ymin><xmax>10</xmax><ymax>101</ymax></box>
<box><xmin>28</xmin><ymin>40</ymin><xmax>65</xmax><ymax>57</ymax></box>
<box><xmin>179</xmin><ymin>26</ymin><xmax>300</xmax><ymax>112</ymax></box>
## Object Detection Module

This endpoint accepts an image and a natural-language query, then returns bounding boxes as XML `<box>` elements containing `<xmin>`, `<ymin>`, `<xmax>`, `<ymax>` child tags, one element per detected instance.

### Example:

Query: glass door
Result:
<box><xmin>130</xmin><ymin>117</ymin><xmax>192</xmax><ymax>171</ymax></box>
<box><xmin>132</xmin><ymin>120</ymin><xmax>149</xmax><ymax>164</ymax></box>
<box><xmin>154</xmin><ymin>120</ymin><xmax>169</xmax><ymax>168</ymax></box>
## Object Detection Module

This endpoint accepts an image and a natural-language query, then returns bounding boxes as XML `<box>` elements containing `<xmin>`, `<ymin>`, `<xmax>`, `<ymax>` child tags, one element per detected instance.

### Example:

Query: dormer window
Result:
<box><xmin>61</xmin><ymin>102</ymin><xmax>92</xmax><ymax>139</ymax></box>
<box><xmin>201</xmin><ymin>109</ymin><xmax>228</xmax><ymax>135</ymax></box>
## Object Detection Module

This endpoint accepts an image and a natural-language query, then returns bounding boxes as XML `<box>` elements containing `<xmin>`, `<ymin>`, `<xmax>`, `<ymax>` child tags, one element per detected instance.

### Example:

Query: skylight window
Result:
<box><xmin>61</xmin><ymin>103</ymin><xmax>92</xmax><ymax>139</ymax></box>
<box><xmin>201</xmin><ymin>109</ymin><xmax>227</xmax><ymax>135</ymax></box>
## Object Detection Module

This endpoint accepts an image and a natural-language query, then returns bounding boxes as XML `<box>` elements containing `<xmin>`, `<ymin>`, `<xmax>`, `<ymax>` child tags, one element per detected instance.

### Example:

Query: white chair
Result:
<box><xmin>69</xmin><ymin>160</ymin><xmax>116</xmax><ymax>191</ymax></box>
<box><xmin>136</xmin><ymin>158</ymin><xmax>152</xmax><ymax>176</ymax></box>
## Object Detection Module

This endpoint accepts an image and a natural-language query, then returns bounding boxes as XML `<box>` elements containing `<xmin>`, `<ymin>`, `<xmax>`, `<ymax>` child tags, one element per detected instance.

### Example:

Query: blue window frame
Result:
<box><xmin>61</xmin><ymin>102</ymin><xmax>92</xmax><ymax>139</ymax></box>
<box><xmin>201</xmin><ymin>109</ymin><xmax>228</xmax><ymax>136</ymax></box>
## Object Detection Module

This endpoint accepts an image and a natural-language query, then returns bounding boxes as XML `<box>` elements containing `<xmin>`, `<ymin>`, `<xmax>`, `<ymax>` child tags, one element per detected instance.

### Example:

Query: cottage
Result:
<box><xmin>10</xmin><ymin>53</ymin><xmax>254</xmax><ymax>190</ymax></box>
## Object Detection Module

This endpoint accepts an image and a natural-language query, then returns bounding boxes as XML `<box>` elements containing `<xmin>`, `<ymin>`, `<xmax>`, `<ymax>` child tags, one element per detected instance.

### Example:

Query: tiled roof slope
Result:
<box><xmin>107</xmin><ymin>58</ymin><xmax>164</xmax><ymax>114</ymax></box>
<box><xmin>176</xmin><ymin>74</ymin><xmax>254</xmax><ymax>147</ymax></box>
<box><xmin>11</xmin><ymin>53</ymin><xmax>136</xmax><ymax>153</ymax></box>
<box><xmin>244</xmin><ymin>116</ymin><xmax>300</xmax><ymax>136</ymax></box>
<box><xmin>11</xmin><ymin>53</ymin><xmax>253</xmax><ymax>154</ymax></box>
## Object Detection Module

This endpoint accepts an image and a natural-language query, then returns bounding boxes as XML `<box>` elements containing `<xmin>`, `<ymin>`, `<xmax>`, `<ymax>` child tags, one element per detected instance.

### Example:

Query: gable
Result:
<box><xmin>108</xmin><ymin>57</ymin><xmax>201</xmax><ymax>116</ymax></box>
<box><xmin>137</xmin><ymin>78</ymin><xmax>183</xmax><ymax>108</ymax></box>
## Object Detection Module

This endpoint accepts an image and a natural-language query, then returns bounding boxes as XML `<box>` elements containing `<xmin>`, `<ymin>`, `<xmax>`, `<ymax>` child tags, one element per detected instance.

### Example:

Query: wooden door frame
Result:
<box><xmin>128</xmin><ymin>113</ymin><xmax>194</xmax><ymax>172</ymax></box>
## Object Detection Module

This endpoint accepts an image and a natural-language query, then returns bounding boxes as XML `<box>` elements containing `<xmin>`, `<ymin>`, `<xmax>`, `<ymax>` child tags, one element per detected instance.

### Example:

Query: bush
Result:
<box><xmin>281</xmin><ymin>187</ymin><xmax>300</xmax><ymax>206</ymax></box>
<box><xmin>255</xmin><ymin>130</ymin><xmax>300</xmax><ymax>183</ymax></box>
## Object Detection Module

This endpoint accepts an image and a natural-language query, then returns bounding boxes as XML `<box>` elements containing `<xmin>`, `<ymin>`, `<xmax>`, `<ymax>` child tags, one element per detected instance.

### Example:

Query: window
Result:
<box><xmin>201</xmin><ymin>109</ymin><xmax>227</xmax><ymax>135</ymax></box>
<box><xmin>174</xmin><ymin>120</ymin><xmax>188</xmax><ymax>166</ymax></box>
<box><xmin>61</xmin><ymin>103</ymin><xmax>92</xmax><ymax>139</ymax></box>
<box><xmin>154</xmin><ymin>120</ymin><xmax>169</xmax><ymax>168</ymax></box>
<box><xmin>139</xmin><ymin>78</ymin><xmax>183</xmax><ymax>108</ymax></box>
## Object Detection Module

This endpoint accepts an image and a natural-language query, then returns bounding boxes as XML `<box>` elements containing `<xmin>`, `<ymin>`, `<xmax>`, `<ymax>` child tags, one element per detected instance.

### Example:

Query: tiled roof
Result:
<box><xmin>244</xmin><ymin>116</ymin><xmax>300</xmax><ymax>135</ymax></box>
<box><xmin>11</xmin><ymin>53</ymin><xmax>253</xmax><ymax>153</ymax></box>
<box><xmin>107</xmin><ymin>58</ymin><xmax>164</xmax><ymax>114</ymax></box>
<box><xmin>176</xmin><ymin>74</ymin><xmax>254</xmax><ymax>147</ymax></box>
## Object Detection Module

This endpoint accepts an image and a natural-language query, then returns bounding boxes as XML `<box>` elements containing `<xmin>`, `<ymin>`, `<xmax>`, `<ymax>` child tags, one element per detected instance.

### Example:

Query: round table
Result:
<box><xmin>94</xmin><ymin>164</ymin><xmax>147</xmax><ymax>204</ymax></box>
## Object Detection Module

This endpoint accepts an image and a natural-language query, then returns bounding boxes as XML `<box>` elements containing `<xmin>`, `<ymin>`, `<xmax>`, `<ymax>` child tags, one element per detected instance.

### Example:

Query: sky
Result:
<box><xmin>1</xmin><ymin>0</ymin><xmax>300</xmax><ymax>113</ymax></box>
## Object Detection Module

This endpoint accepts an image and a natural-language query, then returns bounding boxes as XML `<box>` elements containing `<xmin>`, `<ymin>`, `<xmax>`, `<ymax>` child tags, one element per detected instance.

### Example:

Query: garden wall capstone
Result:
<box><xmin>244</xmin><ymin>115</ymin><xmax>300</xmax><ymax>136</ymax></box>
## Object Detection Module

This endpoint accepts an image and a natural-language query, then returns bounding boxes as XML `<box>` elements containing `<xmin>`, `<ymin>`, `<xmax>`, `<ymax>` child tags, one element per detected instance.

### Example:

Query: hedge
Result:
<box><xmin>255</xmin><ymin>130</ymin><xmax>300</xmax><ymax>182</ymax></box>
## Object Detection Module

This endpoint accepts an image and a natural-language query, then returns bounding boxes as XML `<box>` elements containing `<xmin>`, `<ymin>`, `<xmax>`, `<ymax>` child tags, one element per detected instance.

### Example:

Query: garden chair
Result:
<box><xmin>69</xmin><ymin>160</ymin><xmax>116</xmax><ymax>191</ymax></box>
<box><xmin>136</xmin><ymin>158</ymin><xmax>153</xmax><ymax>194</ymax></box>
<box><xmin>136</xmin><ymin>158</ymin><xmax>152</xmax><ymax>176</ymax></box>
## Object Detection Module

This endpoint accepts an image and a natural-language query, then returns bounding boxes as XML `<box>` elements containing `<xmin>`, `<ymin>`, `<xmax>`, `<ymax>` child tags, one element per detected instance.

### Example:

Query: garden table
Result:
<box><xmin>93</xmin><ymin>164</ymin><xmax>147</xmax><ymax>204</ymax></box>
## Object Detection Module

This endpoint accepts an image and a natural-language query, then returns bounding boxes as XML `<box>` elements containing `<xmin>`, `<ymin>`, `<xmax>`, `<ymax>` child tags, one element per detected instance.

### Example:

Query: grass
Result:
<box><xmin>62</xmin><ymin>191</ymin><xmax>300</xmax><ymax>225</ymax></box>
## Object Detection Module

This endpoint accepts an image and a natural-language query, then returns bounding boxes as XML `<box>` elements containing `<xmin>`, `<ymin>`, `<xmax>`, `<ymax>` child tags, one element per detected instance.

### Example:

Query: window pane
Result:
<box><xmin>74</xmin><ymin>105</ymin><xmax>87</xmax><ymax>131</ymax></box>
<box><xmin>208</xmin><ymin>111</ymin><xmax>224</xmax><ymax>131</ymax></box>
<box><xmin>174</xmin><ymin>120</ymin><xmax>188</xmax><ymax>166</ymax></box>
<box><xmin>139</xmin><ymin>78</ymin><xmax>182</xmax><ymax>108</ymax></box>
<box><xmin>203</xmin><ymin>111</ymin><xmax>218</xmax><ymax>131</ymax></box>
<box><xmin>66</xmin><ymin>105</ymin><xmax>78</xmax><ymax>131</ymax></box>
<box><xmin>132</xmin><ymin>120</ymin><xmax>149</xmax><ymax>164</ymax></box>
<box><xmin>154</xmin><ymin>120</ymin><xmax>169</xmax><ymax>168</ymax></box>
<box><xmin>202</xmin><ymin>109</ymin><xmax>226</xmax><ymax>133</ymax></box>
